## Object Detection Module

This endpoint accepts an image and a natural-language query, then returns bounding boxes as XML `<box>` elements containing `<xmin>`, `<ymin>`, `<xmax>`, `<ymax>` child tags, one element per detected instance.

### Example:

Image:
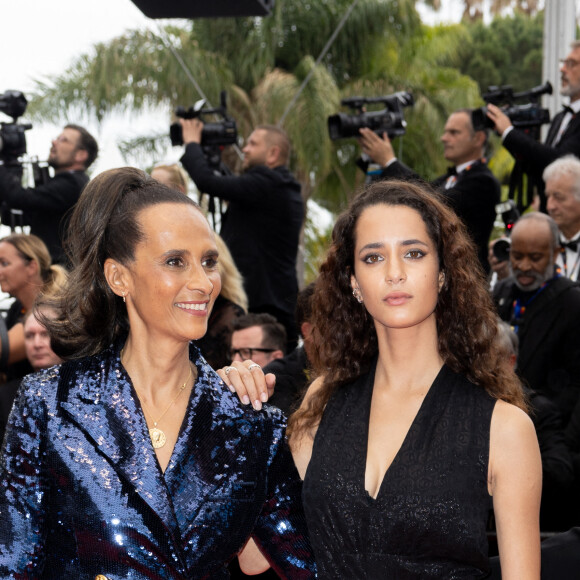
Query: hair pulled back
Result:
<box><xmin>45</xmin><ymin>167</ymin><xmax>200</xmax><ymax>359</ymax></box>
<box><xmin>288</xmin><ymin>179</ymin><xmax>527</xmax><ymax>438</ymax></box>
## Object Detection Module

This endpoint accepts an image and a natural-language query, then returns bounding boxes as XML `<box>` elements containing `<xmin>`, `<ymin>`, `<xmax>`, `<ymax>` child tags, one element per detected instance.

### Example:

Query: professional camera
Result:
<box><xmin>472</xmin><ymin>81</ymin><xmax>552</xmax><ymax>131</ymax></box>
<box><xmin>0</xmin><ymin>90</ymin><xmax>32</xmax><ymax>166</ymax></box>
<box><xmin>495</xmin><ymin>199</ymin><xmax>520</xmax><ymax>234</ymax></box>
<box><xmin>492</xmin><ymin>237</ymin><xmax>510</xmax><ymax>263</ymax></box>
<box><xmin>328</xmin><ymin>91</ymin><xmax>414</xmax><ymax>140</ymax></box>
<box><xmin>170</xmin><ymin>91</ymin><xmax>237</xmax><ymax>148</ymax></box>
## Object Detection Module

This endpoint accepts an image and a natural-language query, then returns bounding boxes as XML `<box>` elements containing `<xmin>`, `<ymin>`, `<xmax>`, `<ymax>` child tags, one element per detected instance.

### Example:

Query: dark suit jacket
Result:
<box><xmin>493</xmin><ymin>276</ymin><xmax>580</xmax><ymax>422</ymax></box>
<box><xmin>0</xmin><ymin>168</ymin><xmax>89</xmax><ymax>264</ymax></box>
<box><xmin>263</xmin><ymin>346</ymin><xmax>310</xmax><ymax>416</ymax></box>
<box><xmin>181</xmin><ymin>144</ymin><xmax>303</xmax><ymax>316</ymax></box>
<box><xmin>504</xmin><ymin>110</ymin><xmax>580</xmax><ymax>173</ymax></box>
<box><xmin>380</xmin><ymin>159</ymin><xmax>500</xmax><ymax>274</ymax></box>
<box><xmin>490</xmin><ymin>527</ymin><xmax>580</xmax><ymax>579</ymax></box>
<box><xmin>528</xmin><ymin>389</ymin><xmax>575</xmax><ymax>532</ymax></box>
<box><xmin>503</xmin><ymin>111</ymin><xmax>580</xmax><ymax>210</ymax></box>
<box><xmin>0</xmin><ymin>341</ymin><xmax>315</xmax><ymax>579</ymax></box>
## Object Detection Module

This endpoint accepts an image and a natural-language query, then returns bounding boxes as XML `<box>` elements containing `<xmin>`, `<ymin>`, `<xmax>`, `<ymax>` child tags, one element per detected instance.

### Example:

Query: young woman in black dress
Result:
<box><xmin>224</xmin><ymin>179</ymin><xmax>541</xmax><ymax>579</ymax></box>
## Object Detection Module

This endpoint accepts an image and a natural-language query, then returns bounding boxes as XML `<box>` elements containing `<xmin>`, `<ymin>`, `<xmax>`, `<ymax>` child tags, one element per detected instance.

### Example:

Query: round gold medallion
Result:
<box><xmin>149</xmin><ymin>427</ymin><xmax>167</xmax><ymax>449</ymax></box>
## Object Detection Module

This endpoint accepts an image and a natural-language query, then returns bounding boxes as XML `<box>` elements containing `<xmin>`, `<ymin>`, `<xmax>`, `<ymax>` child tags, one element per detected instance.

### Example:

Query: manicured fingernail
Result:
<box><xmin>242</xmin><ymin>395</ymin><xmax>250</xmax><ymax>405</ymax></box>
<box><xmin>253</xmin><ymin>400</ymin><xmax>262</xmax><ymax>410</ymax></box>
<box><xmin>227</xmin><ymin>383</ymin><xmax>235</xmax><ymax>393</ymax></box>
<box><xmin>260</xmin><ymin>392</ymin><xmax>268</xmax><ymax>402</ymax></box>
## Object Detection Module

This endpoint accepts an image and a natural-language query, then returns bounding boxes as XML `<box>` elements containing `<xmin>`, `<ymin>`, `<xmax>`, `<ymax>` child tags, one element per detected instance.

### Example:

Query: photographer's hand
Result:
<box><xmin>358</xmin><ymin>128</ymin><xmax>395</xmax><ymax>166</ymax></box>
<box><xmin>486</xmin><ymin>104</ymin><xmax>513</xmax><ymax>137</ymax></box>
<box><xmin>180</xmin><ymin>118</ymin><xmax>204</xmax><ymax>145</ymax></box>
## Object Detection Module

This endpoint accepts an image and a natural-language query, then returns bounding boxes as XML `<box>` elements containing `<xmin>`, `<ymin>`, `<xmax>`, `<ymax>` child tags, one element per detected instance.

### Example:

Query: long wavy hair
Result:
<box><xmin>288</xmin><ymin>179</ymin><xmax>527</xmax><ymax>438</ymax></box>
<box><xmin>43</xmin><ymin>167</ymin><xmax>202</xmax><ymax>359</ymax></box>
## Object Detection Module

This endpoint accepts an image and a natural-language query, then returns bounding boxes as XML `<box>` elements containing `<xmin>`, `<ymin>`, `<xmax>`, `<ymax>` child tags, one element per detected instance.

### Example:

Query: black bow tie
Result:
<box><xmin>446</xmin><ymin>166</ymin><xmax>457</xmax><ymax>176</ymax></box>
<box><xmin>561</xmin><ymin>239</ymin><xmax>578</xmax><ymax>252</ymax></box>
<box><xmin>563</xmin><ymin>105</ymin><xmax>575</xmax><ymax>116</ymax></box>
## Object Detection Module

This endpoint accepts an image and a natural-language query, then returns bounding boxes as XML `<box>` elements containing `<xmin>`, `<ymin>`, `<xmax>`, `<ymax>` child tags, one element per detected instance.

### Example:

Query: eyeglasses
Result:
<box><xmin>560</xmin><ymin>58</ymin><xmax>580</xmax><ymax>69</ymax></box>
<box><xmin>230</xmin><ymin>347</ymin><xmax>276</xmax><ymax>360</ymax></box>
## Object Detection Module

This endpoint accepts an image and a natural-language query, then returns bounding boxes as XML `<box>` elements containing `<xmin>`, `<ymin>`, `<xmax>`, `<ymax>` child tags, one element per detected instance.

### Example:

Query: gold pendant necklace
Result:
<box><xmin>139</xmin><ymin>365</ymin><xmax>193</xmax><ymax>449</ymax></box>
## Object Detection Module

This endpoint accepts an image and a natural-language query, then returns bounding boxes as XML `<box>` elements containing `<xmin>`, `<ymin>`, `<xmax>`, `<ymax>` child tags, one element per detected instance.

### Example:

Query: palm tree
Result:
<box><xmin>25</xmin><ymin>0</ymin><xmax>484</xmax><ymax>274</ymax></box>
<box><xmin>27</xmin><ymin>0</ymin><xmax>420</xmax><ymax>205</ymax></box>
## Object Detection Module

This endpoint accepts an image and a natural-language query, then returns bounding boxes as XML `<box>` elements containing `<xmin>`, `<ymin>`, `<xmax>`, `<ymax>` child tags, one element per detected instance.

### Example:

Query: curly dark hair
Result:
<box><xmin>288</xmin><ymin>179</ymin><xmax>527</xmax><ymax>438</ymax></box>
<box><xmin>44</xmin><ymin>167</ymin><xmax>200</xmax><ymax>359</ymax></box>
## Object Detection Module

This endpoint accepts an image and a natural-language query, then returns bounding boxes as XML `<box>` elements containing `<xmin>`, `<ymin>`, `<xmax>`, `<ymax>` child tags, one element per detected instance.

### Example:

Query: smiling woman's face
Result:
<box><xmin>115</xmin><ymin>202</ymin><xmax>222</xmax><ymax>344</ymax></box>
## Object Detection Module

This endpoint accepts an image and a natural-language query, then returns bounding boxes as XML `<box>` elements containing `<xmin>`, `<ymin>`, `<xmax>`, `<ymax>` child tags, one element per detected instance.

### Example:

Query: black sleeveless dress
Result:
<box><xmin>303</xmin><ymin>363</ymin><xmax>496</xmax><ymax>579</ymax></box>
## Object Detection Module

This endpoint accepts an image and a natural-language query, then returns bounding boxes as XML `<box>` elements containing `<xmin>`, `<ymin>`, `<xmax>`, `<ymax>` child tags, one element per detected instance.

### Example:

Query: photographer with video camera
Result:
<box><xmin>0</xmin><ymin>119</ymin><xmax>98</xmax><ymax>265</ymax></box>
<box><xmin>487</xmin><ymin>41</ymin><xmax>580</xmax><ymax>213</ymax></box>
<box><xmin>180</xmin><ymin>118</ymin><xmax>303</xmax><ymax>350</ymax></box>
<box><xmin>358</xmin><ymin>108</ymin><xmax>500</xmax><ymax>274</ymax></box>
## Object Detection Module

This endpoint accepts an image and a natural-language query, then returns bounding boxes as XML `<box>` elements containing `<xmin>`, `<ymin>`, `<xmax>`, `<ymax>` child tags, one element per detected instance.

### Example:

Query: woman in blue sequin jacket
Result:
<box><xmin>0</xmin><ymin>167</ymin><xmax>315</xmax><ymax>579</ymax></box>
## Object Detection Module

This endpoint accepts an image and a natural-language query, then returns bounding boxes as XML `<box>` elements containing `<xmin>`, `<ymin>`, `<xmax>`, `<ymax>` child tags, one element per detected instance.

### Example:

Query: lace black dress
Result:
<box><xmin>303</xmin><ymin>363</ymin><xmax>496</xmax><ymax>579</ymax></box>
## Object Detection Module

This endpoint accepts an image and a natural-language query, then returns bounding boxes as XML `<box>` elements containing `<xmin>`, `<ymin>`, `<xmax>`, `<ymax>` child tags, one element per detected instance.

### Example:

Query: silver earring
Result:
<box><xmin>122</xmin><ymin>292</ymin><xmax>126</xmax><ymax>303</ymax></box>
<box><xmin>352</xmin><ymin>289</ymin><xmax>363</xmax><ymax>304</ymax></box>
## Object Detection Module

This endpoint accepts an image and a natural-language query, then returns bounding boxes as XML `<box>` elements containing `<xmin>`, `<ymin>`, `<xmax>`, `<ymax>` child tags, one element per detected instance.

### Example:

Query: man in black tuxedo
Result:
<box><xmin>358</xmin><ymin>108</ymin><xmax>500</xmax><ymax>274</ymax></box>
<box><xmin>180</xmin><ymin>121</ymin><xmax>303</xmax><ymax>349</ymax></box>
<box><xmin>493</xmin><ymin>212</ymin><xmax>580</xmax><ymax>425</ymax></box>
<box><xmin>487</xmin><ymin>41</ymin><xmax>580</xmax><ymax>212</ymax></box>
<box><xmin>0</xmin><ymin>124</ymin><xmax>98</xmax><ymax>264</ymax></box>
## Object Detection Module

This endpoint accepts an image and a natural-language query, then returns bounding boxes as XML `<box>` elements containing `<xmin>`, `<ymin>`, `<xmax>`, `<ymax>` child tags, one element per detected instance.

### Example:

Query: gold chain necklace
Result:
<box><xmin>123</xmin><ymin>349</ymin><xmax>193</xmax><ymax>449</ymax></box>
<box><xmin>141</xmin><ymin>365</ymin><xmax>192</xmax><ymax>449</ymax></box>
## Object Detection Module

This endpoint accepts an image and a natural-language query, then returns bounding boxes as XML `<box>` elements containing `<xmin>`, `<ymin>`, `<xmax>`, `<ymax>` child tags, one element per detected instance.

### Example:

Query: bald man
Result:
<box><xmin>493</xmin><ymin>212</ymin><xmax>580</xmax><ymax>424</ymax></box>
<box><xmin>180</xmin><ymin>122</ymin><xmax>302</xmax><ymax>350</ymax></box>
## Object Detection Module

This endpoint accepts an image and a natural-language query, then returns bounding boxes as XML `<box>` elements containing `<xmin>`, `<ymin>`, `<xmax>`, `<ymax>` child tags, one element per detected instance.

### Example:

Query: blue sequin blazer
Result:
<box><xmin>0</xmin><ymin>340</ymin><xmax>315</xmax><ymax>579</ymax></box>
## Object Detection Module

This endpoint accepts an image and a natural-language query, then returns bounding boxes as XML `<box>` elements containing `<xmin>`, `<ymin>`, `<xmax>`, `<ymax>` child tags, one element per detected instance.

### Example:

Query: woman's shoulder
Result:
<box><xmin>491</xmin><ymin>399</ymin><xmax>535</xmax><ymax>437</ymax></box>
<box><xmin>195</xmin><ymin>353</ymin><xmax>287</xmax><ymax>431</ymax></box>
<box><xmin>16</xmin><ymin>364</ymin><xmax>63</xmax><ymax>414</ymax></box>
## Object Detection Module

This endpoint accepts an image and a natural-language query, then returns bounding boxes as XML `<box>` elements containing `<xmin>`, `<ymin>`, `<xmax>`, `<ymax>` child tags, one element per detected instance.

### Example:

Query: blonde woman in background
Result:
<box><xmin>0</xmin><ymin>233</ymin><xmax>67</xmax><ymax>381</ymax></box>
<box><xmin>197</xmin><ymin>234</ymin><xmax>248</xmax><ymax>369</ymax></box>
<box><xmin>151</xmin><ymin>163</ymin><xmax>189</xmax><ymax>194</ymax></box>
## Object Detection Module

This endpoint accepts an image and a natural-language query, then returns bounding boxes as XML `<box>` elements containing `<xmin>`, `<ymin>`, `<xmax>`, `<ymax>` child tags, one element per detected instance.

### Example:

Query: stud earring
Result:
<box><xmin>352</xmin><ymin>289</ymin><xmax>363</xmax><ymax>304</ymax></box>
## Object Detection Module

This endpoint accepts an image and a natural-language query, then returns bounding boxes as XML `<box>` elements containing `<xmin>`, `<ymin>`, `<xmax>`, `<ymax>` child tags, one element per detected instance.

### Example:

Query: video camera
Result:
<box><xmin>170</xmin><ymin>91</ymin><xmax>237</xmax><ymax>148</ymax></box>
<box><xmin>328</xmin><ymin>91</ymin><xmax>414</xmax><ymax>140</ymax></box>
<box><xmin>0</xmin><ymin>90</ymin><xmax>32</xmax><ymax>166</ymax></box>
<box><xmin>472</xmin><ymin>81</ymin><xmax>552</xmax><ymax>131</ymax></box>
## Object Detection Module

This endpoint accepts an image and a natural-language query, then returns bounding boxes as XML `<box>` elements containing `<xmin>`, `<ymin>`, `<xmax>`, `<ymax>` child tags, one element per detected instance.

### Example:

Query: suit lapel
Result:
<box><xmin>57</xmin><ymin>346</ymin><xmax>181</xmax><ymax>537</ymax></box>
<box><xmin>164</xmin><ymin>354</ymin><xmax>233</xmax><ymax>527</ymax></box>
<box><xmin>164</xmin><ymin>351</ymin><xmax>264</xmax><ymax>543</ymax></box>
<box><xmin>517</xmin><ymin>279</ymin><xmax>566</xmax><ymax>371</ymax></box>
<box><xmin>546</xmin><ymin>111</ymin><xmax>565</xmax><ymax>146</ymax></box>
<box><xmin>557</xmin><ymin>112</ymin><xmax>580</xmax><ymax>147</ymax></box>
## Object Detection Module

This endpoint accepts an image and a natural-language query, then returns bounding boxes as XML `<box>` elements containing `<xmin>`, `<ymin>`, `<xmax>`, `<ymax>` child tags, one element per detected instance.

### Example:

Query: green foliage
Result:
<box><xmin>24</xmin><ymin>1</ymin><xmax>548</xmax><ymax>279</ymax></box>
<box><xmin>458</xmin><ymin>11</ymin><xmax>544</xmax><ymax>96</ymax></box>
<box><xmin>29</xmin><ymin>27</ymin><xmax>234</xmax><ymax>123</ymax></box>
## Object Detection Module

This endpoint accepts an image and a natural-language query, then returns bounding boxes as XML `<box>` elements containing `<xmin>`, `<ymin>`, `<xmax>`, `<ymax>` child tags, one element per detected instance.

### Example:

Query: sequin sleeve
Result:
<box><xmin>0</xmin><ymin>372</ymin><xmax>52</xmax><ymax>575</ymax></box>
<box><xmin>251</xmin><ymin>407</ymin><xmax>316</xmax><ymax>579</ymax></box>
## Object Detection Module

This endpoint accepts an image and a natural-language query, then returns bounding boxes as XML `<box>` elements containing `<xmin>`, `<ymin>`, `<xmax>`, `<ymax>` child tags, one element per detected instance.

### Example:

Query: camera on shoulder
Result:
<box><xmin>170</xmin><ymin>91</ymin><xmax>237</xmax><ymax>148</ymax></box>
<box><xmin>472</xmin><ymin>81</ymin><xmax>552</xmax><ymax>132</ymax></box>
<box><xmin>0</xmin><ymin>90</ymin><xmax>32</xmax><ymax>167</ymax></box>
<box><xmin>327</xmin><ymin>91</ymin><xmax>414</xmax><ymax>141</ymax></box>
